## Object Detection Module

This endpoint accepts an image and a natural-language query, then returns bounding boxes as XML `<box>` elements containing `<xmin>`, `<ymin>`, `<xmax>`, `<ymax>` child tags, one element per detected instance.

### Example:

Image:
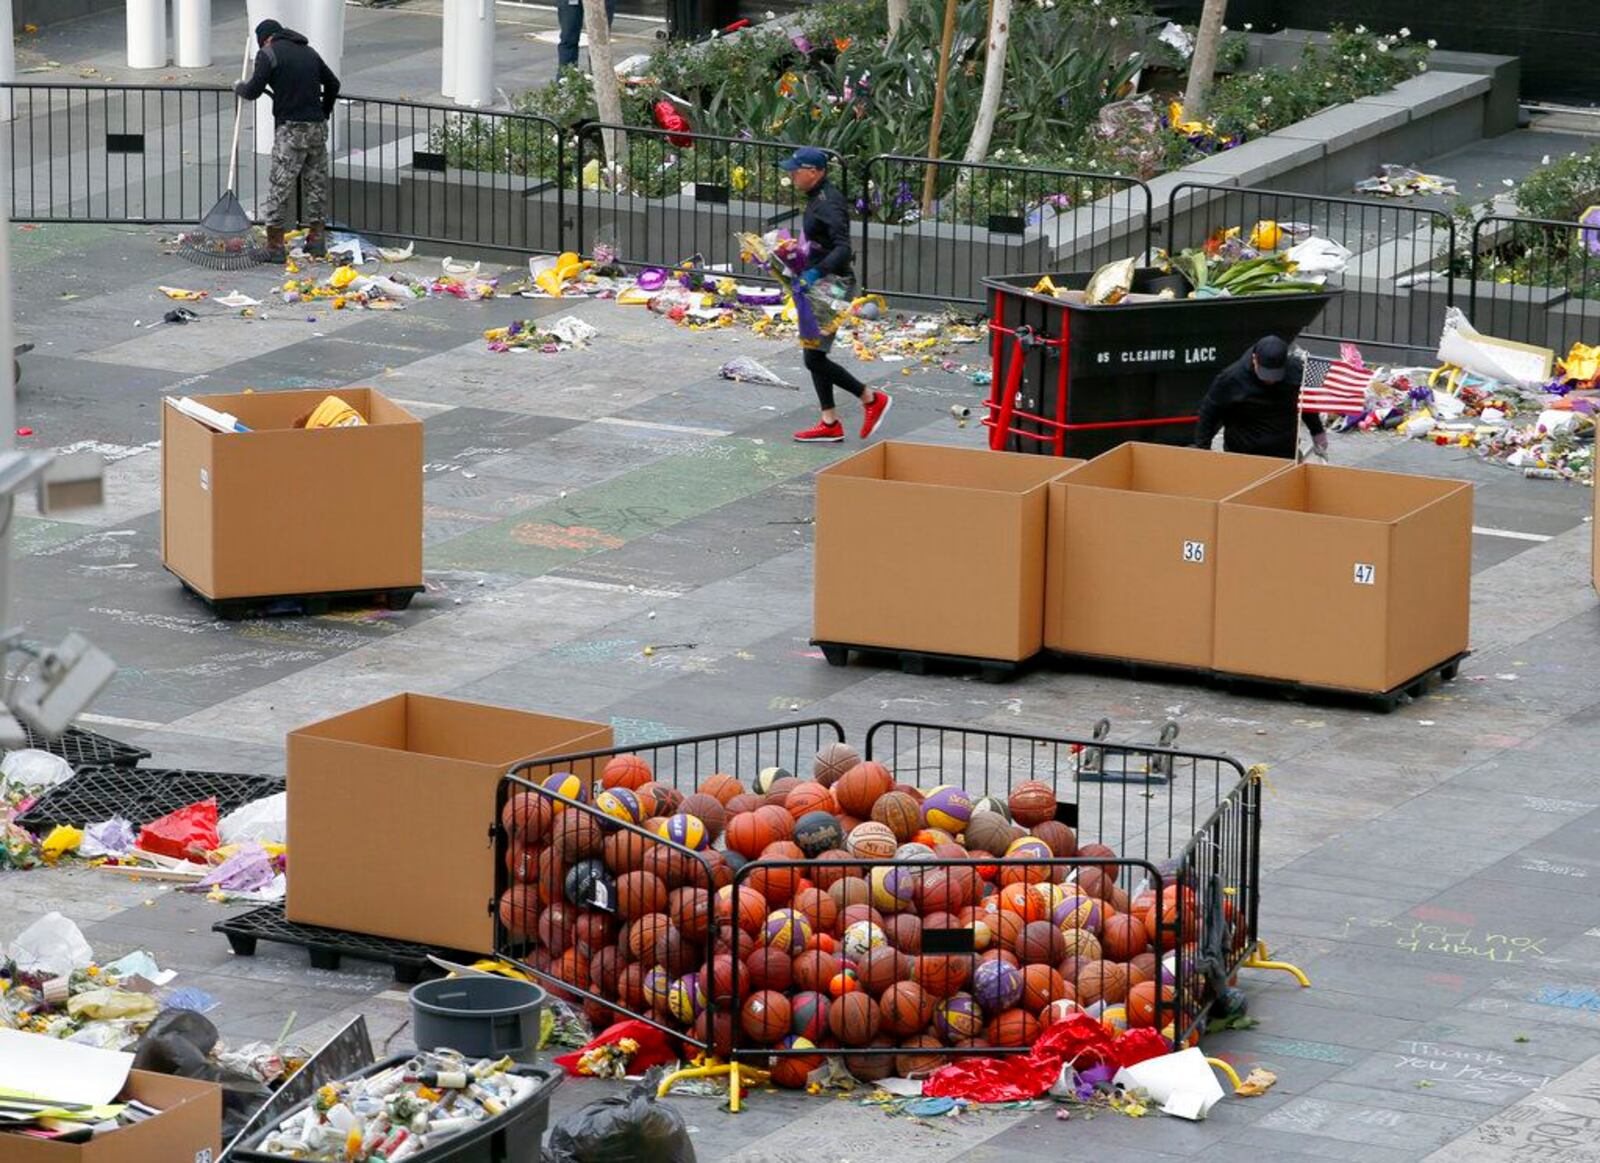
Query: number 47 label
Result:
<box><xmin>1353</xmin><ymin>563</ymin><xmax>1376</xmax><ymax>585</ymax></box>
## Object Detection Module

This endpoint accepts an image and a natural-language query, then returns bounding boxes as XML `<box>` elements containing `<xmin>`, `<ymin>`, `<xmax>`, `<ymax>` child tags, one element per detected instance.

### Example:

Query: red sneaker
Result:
<box><xmin>793</xmin><ymin>419</ymin><xmax>844</xmax><ymax>443</ymax></box>
<box><xmin>860</xmin><ymin>390</ymin><xmax>893</xmax><ymax>439</ymax></box>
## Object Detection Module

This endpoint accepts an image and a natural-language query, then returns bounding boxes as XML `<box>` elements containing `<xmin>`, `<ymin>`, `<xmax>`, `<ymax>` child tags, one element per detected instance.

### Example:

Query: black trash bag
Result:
<box><xmin>131</xmin><ymin>1009</ymin><xmax>271</xmax><ymax>1140</ymax></box>
<box><xmin>544</xmin><ymin>1076</ymin><xmax>696</xmax><ymax>1163</ymax></box>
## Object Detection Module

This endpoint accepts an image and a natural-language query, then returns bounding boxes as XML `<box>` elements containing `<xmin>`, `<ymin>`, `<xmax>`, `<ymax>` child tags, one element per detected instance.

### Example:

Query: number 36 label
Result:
<box><xmin>1181</xmin><ymin>540</ymin><xmax>1206</xmax><ymax>563</ymax></box>
<box><xmin>1353</xmin><ymin>563</ymin><xmax>1376</xmax><ymax>585</ymax></box>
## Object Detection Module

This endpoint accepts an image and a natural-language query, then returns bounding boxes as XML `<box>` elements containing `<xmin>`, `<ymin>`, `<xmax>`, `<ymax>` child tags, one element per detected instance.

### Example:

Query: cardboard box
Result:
<box><xmin>161</xmin><ymin>388</ymin><xmax>423</xmax><ymax>600</ymax></box>
<box><xmin>1593</xmin><ymin>480</ymin><xmax>1599</xmax><ymax>594</ymax></box>
<box><xmin>814</xmin><ymin>442</ymin><xmax>1081</xmax><ymax>662</ymax></box>
<box><xmin>1044</xmin><ymin>445</ymin><xmax>1289</xmax><ymax>669</ymax></box>
<box><xmin>287</xmin><ymin>694</ymin><xmax>612</xmax><ymax>951</ymax></box>
<box><xmin>1214</xmin><ymin>464</ymin><xmax>1472</xmax><ymax>692</ymax></box>
<box><xmin>6</xmin><ymin>1071</ymin><xmax>221</xmax><ymax>1163</ymax></box>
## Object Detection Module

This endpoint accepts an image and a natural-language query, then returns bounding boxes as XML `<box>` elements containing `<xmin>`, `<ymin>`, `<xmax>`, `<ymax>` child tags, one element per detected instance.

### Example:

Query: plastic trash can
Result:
<box><xmin>983</xmin><ymin>270</ymin><xmax>1341</xmax><ymax>459</ymax></box>
<box><xmin>233</xmin><ymin>1053</ymin><xmax>561</xmax><ymax>1163</ymax></box>
<box><xmin>410</xmin><ymin>976</ymin><xmax>546</xmax><ymax>1064</ymax></box>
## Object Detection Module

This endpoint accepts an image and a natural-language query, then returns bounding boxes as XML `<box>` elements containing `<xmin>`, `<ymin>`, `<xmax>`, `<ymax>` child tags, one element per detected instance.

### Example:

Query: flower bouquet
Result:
<box><xmin>738</xmin><ymin>229</ymin><xmax>845</xmax><ymax>348</ymax></box>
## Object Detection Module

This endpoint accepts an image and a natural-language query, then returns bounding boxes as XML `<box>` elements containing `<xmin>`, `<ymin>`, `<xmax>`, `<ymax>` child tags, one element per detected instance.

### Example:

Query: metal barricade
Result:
<box><xmin>858</xmin><ymin>155</ymin><xmax>1153</xmax><ymax>306</ymax></box>
<box><xmin>572</xmin><ymin>123</ymin><xmax>835</xmax><ymax>281</ymax></box>
<box><xmin>1165</xmin><ymin>182</ymin><xmax>1457</xmax><ymax>356</ymax></box>
<box><xmin>1469</xmin><ymin>214</ymin><xmax>1600</xmax><ymax>354</ymax></box>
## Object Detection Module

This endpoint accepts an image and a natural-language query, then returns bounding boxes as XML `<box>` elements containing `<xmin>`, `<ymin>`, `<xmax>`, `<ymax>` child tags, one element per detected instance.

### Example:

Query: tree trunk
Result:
<box><xmin>583</xmin><ymin>0</ymin><xmax>625</xmax><ymax>168</ymax></box>
<box><xmin>964</xmin><ymin>0</ymin><xmax>1012</xmax><ymax>164</ymax></box>
<box><xmin>886</xmin><ymin>0</ymin><xmax>909</xmax><ymax>39</ymax></box>
<box><xmin>1181</xmin><ymin>0</ymin><xmax>1228</xmax><ymax>119</ymax></box>
<box><xmin>920</xmin><ymin>0</ymin><xmax>960</xmax><ymax>217</ymax></box>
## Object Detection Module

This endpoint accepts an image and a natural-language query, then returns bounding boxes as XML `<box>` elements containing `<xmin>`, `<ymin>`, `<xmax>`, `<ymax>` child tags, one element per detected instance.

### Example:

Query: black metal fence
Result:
<box><xmin>1469</xmin><ymin>214</ymin><xmax>1600</xmax><ymax>356</ymax></box>
<box><xmin>859</xmin><ymin>155</ymin><xmax>1153</xmax><ymax>307</ymax></box>
<box><xmin>1164</xmin><ymin>182</ymin><xmax>1457</xmax><ymax>356</ymax></box>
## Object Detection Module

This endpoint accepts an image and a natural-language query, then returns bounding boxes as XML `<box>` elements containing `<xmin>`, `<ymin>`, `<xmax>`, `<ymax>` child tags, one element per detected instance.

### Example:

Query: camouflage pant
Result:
<box><xmin>262</xmin><ymin>120</ymin><xmax>328</xmax><ymax>228</ymax></box>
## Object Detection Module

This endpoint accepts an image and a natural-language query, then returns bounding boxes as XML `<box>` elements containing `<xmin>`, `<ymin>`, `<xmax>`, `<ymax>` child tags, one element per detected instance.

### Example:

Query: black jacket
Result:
<box><xmin>236</xmin><ymin>29</ymin><xmax>340</xmax><ymax>125</ymax></box>
<box><xmin>802</xmin><ymin>180</ymin><xmax>854</xmax><ymax>279</ymax></box>
<box><xmin>1193</xmin><ymin>350</ymin><xmax>1325</xmax><ymax>458</ymax></box>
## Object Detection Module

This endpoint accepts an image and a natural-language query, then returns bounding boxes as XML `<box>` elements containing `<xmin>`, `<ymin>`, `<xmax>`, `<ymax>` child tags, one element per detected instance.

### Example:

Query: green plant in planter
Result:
<box><xmin>1515</xmin><ymin>145</ymin><xmax>1600</xmax><ymax>223</ymax></box>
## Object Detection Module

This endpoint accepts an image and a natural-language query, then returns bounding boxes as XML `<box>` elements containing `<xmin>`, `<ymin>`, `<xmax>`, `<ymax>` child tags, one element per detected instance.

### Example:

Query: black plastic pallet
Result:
<box><xmin>813</xmin><ymin>640</ymin><xmax>1033</xmax><ymax>684</ymax></box>
<box><xmin>176</xmin><ymin>578</ymin><xmax>423</xmax><ymax>622</ymax></box>
<box><xmin>14</xmin><ymin>766</ymin><xmax>284</xmax><ymax>832</ymax></box>
<box><xmin>16</xmin><ymin>723</ymin><xmax>150</xmax><ymax>770</ymax></box>
<box><xmin>213</xmin><ymin>903</ymin><xmax>470</xmax><ymax>985</ymax></box>
<box><xmin>1048</xmin><ymin>650</ymin><xmax>1468</xmax><ymax>714</ymax></box>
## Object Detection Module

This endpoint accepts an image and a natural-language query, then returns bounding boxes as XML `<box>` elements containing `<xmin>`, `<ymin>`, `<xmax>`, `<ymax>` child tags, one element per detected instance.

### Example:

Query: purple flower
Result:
<box><xmin>791</xmin><ymin>34</ymin><xmax>813</xmax><ymax>55</ymax></box>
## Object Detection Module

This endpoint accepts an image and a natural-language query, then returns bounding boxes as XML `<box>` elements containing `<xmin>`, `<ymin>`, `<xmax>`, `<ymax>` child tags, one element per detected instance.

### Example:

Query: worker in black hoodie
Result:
<box><xmin>235</xmin><ymin>19</ymin><xmax>341</xmax><ymax>262</ymax></box>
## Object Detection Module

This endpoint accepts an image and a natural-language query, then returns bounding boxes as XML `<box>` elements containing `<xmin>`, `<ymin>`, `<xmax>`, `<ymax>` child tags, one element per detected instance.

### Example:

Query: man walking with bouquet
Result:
<box><xmin>779</xmin><ymin>147</ymin><xmax>891</xmax><ymax>443</ymax></box>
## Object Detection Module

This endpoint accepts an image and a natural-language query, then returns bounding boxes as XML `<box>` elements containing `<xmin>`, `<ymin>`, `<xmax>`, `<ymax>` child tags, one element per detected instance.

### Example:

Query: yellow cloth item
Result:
<box><xmin>535</xmin><ymin>270</ymin><xmax>565</xmax><ymax>297</ymax></box>
<box><xmin>305</xmin><ymin>395</ymin><xmax>366</xmax><ymax>429</ymax></box>
<box><xmin>329</xmin><ymin>265</ymin><xmax>359</xmax><ymax>289</ymax></box>
<box><xmin>67</xmin><ymin>989</ymin><xmax>159</xmax><ymax>1021</ymax></box>
<box><xmin>1031</xmin><ymin>276</ymin><xmax>1060</xmax><ymax>296</ymax></box>
<box><xmin>1248</xmin><ymin>220</ymin><xmax>1284</xmax><ymax>250</ymax></box>
<box><xmin>158</xmin><ymin>286</ymin><xmax>207</xmax><ymax>301</ymax></box>
<box><xmin>40</xmin><ymin>825</ymin><xmax>82</xmax><ymax>864</ymax></box>
<box><xmin>1558</xmin><ymin>341</ymin><xmax>1600</xmax><ymax>383</ymax></box>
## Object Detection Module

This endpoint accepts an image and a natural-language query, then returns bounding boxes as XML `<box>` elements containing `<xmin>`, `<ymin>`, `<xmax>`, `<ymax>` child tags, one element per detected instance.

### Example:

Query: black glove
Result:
<box><xmin>233</xmin><ymin>81</ymin><xmax>248</xmax><ymax>98</ymax></box>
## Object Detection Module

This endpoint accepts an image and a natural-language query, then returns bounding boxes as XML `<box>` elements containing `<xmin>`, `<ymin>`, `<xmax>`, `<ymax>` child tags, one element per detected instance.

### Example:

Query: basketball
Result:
<box><xmin>541</xmin><ymin>770</ymin><xmax>590</xmax><ymax>809</ymax></box>
<box><xmin>1077</xmin><ymin>842</ymin><xmax>1118</xmax><ymax>872</ymax></box>
<box><xmin>812</xmin><ymin>742</ymin><xmax>862</xmax><ymax>787</ymax></box>
<box><xmin>793</xmin><ymin>950</ymin><xmax>840</xmax><ymax>993</ymax></box>
<box><xmin>792</xmin><ymin>886</ymin><xmax>839</xmax><ymax>934</ymax></box>
<box><xmin>769</xmin><ymin>1036</ymin><xmax>824</xmax><ymax>1090</ymax></box>
<box><xmin>725</xmin><ymin>812</ymin><xmax>778</xmax><ymax>860</ymax></box>
<box><xmin>971</xmin><ymin>795</ymin><xmax>1011</xmax><ymax>821</ymax></box>
<box><xmin>762</xmin><ymin>778</ymin><xmax>799</xmax><ymax>808</ymax></box>
<box><xmin>1008</xmin><ymin>780</ymin><xmax>1057</xmax><ymax>826</ymax></box>
<box><xmin>1126</xmin><ymin>980</ymin><xmax>1175</xmax><ymax>1027</ymax></box>
<box><xmin>641</xmin><ymin>782</ymin><xmax>683</xmax><ymax>816</ymax></box>
<box><xmin>593</xmin><ymin>788</ymin><xmax>643</xmax><ymax>828</ymax></box>
<box><xmin>869</xmin><ymin>866</ymin><xmax>916</xmax><ymax>913</ymax></box>
<box><xmin>972</xmin><ymin>959</ymin><xmax>1024</xmax><ymax>1013</ymax></box>
<box><xmin>667</xmin><ymin>972</ymin><xmax>706</xmax><ymax>1023</ymax></box>
<box><xmin>642</xmin><ymin>844</ymin><xmax>699</xmax><ymax>890</ymax></box>
<box><xmin>1076</xmin><ymin>959</ymin><xmax>1131</xmax><ymax>1006</ymax></box>
<box><xmin>870</xmin><ymin>791</ymin><xmax>923</xmax><ymax>842</ymax></box>
<box><xmin>842</xmin><ymin>919</ymin><xmax>888</xmax><ymax>962</ymax></box>
<box><xmin>827</xmin><ymin>968</ymin><xmax>860</xmax><ymax>997</ymax></box>
<box><xmin>891</xmin><ymin>784</ymin><xmax>925</xmax><ymax>804</ymax></box>
<box><xmin>986</xmin><ymin>1008</ymin><xmax>1040</xmax><ymax>1048</ymax></box>
<box><xmin>918</xmin><ymin>830</ymin><xmax>958</xmax><ymax>851</ymax></box>
<box><xmin>921</xmin><ymin>785</ymin><xmax>974</xmax><ymax>833</ymax></box>
<box><xmin>617</xmin><ymin>964</ymin><xmax>647</xmax><ymax>1011</ymax></box>
<box><xmin>535</xmin><ymin>848</ymin><xmax>567</xmax><ymax>905</ymax></box>
<box><xmin>601</xmin><ymin>754</ymin><xmax>653</xmax><ymax>790</ymax></box>
<box><xmin>505</xmin><ymin>844</ymin><xmax>538</xmax><ymax>885</ymax></box>
<box><xmin>918</xmin><ymin>867</ymin><xmax>976</xmax><ymax>915</ymax></box>
<box><xmin>1018</xmin><ymin>920</ymin><xmax>1067</xmax><ymax>965</ymax></box>
<box><xmin>564</xmin><ymin>859</ymin><xmax>615</xmax><ymax>910</ymax></box>
<box><xmin>496</xmin><ymin>886</ymin><xmax>538</xmax><ymax>940</ymax></box>
<box><xmin>855</xmin><ymin>946</ymin><xmax>904</xmax><ymax>997</ymax></box>
<box><xmin>1060</xmin><ymin>928</ymin><xmax>1103</xmax><ymax>962</ymax></box>
<box><xmin>933</xmin><ymin>993</ymin><xmax>982</xmax><ymax>1042</ymax></box>
<box><xmin>880</xmin><ymin>981</ymin><xmax>935</xmax><ymax>1036</ymax></box>
<box><xmin>1098</xmin><ymin>1004</ymin><xmax>1130</xmax><ymax>1035</ymax></box>
<box><xmin>846</xmin><ymin>821</ymin><xmax>898</xmax><ymax>860</ymax></box>
<box><xmin>693</xmin><ymin>1010</ymin><xmax>734</xmax><ymax>1058</ymax></box>
<box><xmin>571</xmin><ymin>911</ymin><xmax>615</xmax><ymax>959</ymax></box>
<box><xmin>500</xmin><ymin>792</ymin><xmax>554</xmax><ymax>844</ymax></box>
<box><xmin>551</xmin><ymin>948</ymin><xmax>590</xmax><ymax>995</ymax></box>
<box><xmin>848</xmin><ymin>1037</ymin><xmax>898</xmax><ymax>1084</ymax></box>
<box><xmin>641</xmin><ymin>966</ymin><xmax>672</xmax><ymax>1012</ymax></box>
<box><xmin>603</xmin><ymin>827</ymin><xmax>650</xmax><ymax>876</ymax></box>
<box><xmin>715</xmin><ymin>885</ymin><xmax>768</xmax><ymax>935</ymax></box>
<box><xmin>699</xmin><ymin>772</ymin><xmax>745</xmax><ymax>805</ymax></box>
<box><xmin>668</xmin><ymin>886</ymin><xmax>711</xmax><ymax>942</ymax></box>
<box><xmin>790</xmin><ymin>990</ymin><xmax>830</xmax><ymax>1041</ymax></box>
<box><xmin>1000</xmin><ymin>837</ymin><xmax>1055</xmax><ymax>886</ymax></box>
<box><xmin>1076</xmin><ymin>866</ymin><xmax>1118</xmax><ymax>901</ymax></box>
<box><xmin>1127</xmin><ymin>951</ymin><xmax>1157</xmax><ymax>987</ymax></box>
<box><xmin>964</xmin><ymin>812</ymin><xmax>1016</xmax><ymax>859</ymax></box>
<box><xmin>551</xmin><ymin>811</ymin><xmax>604</xmax><ymax>862</ymax></box>
<box><xmin>655</xmin><ymin>813</ymin><xmax>709</xmax><ymax>852</ymax></box>
<box><xmin>623</xmin><ymin>912</ymin><xmax>675</xmax><ymax>961</ymax></box>
<box><xmin>763</xmin><ymin>907</ymin><xmax>814</xmax><ymax>955</ymax></box>
<box><xmin>784</xmin><ymin>781</ymin><xmax>834</xmax><ymax>821</ymax></box>
<box><xmin>1042</xmin><ymin>997</ymin><xmax>1082</xmax><ymax>1027</ymax></box>
<box><xmin>705</xmin><ymin>953</ymin><xmax>738</xmax><ymax>1002</ymax></box>
<box><xmin>589</xmin><ymin>945</ymin><xmax>623</xmax><ymax>997</ymax></box>
<box><xmin>895</xmin><ymin>1034</ymin><xmax>948</xmax><ymax>1078</ymax></box>
<box><xmin>1021</xmin><ymin>964</ymin><xmax>1070</xmax><ymax>1013</ymax></box>
<box><xmin>753</xmin><ymin>765</ymin><xmax>793</xmax><ymax>795</ymax></box>
<box><xmin>1030</xmin><ymin>820</ymin><xmax>1078</xmax><ymax>858</ymax></box>
<box><xmin>725</xmin><ymin>793</ymin><xmax>763</xmax><ymax>817</ymax></box>
<box><xmin>1053</xmin><ymin>894</ymin><xmax>1104</xmax><ymax>935</ymax></box>
<box><xmin>884</xmin><ymin>913</ymin><xmax>922</xmax><ymax>954</ymax></box>
<box><xmin>793</xmin><ymin>811</ymin><xmax>846</xmax><ymax>858</ymax></box>
<box><xmin>834</xmin><ymin>761</ymin><xmax>894</xmax><ymax>817</ymax></box>
<box><xmin>1102</xmin><ymin>914</ymin><xmax>1150</xmax><ymax>961</ymax></box>
<box><xmin>741</xmin><ymin>990</ymin><xmax>792</xmax><ymax>1045</ymax></box>
<box><xmin>828</xmin><ymin>991</ymin><xmax>880</xmax><ymax>1046</ymax></box>
<box><xmin>998</xmin><ymin>882</ymin><xmax>1049</xmax><ymax>923</ymax></box>
<box><xmin>678</xmin><ymin>792</ymin><xmax>727</xmax><ymax>841</ymax></box>
<box><xmin>828</xmin><ymin>876</ymin><xmax>871</xmax><ymax>915</ymax></box>
<box><xmin>753</xmin><ymin>803</ymin><xmax>796</xmax><ymax>842</ymax></box>
<box><xmin>915</xmin><ymin>954</ymin><xmax>971</xmax><ymax>999</ymax></box>
<box><xmin>745</xmin><ymin>946</ymin><xmax>794</xmax><ymax>992</ymax></box>
<box><xmin>749</xmin><ymin>842</ymin><xmax>804</xmax><ymax>905</ymax></box>
<box><xmin>894</xmin><ymin>842</ymin><xmax>935</xmax><ymax>864</ymax></box>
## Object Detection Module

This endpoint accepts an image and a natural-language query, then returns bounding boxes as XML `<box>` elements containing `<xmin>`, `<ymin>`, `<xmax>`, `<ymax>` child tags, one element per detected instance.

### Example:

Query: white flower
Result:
<box><xmin>1541</xmin><ymin>154</ymin><xmax>1550</xmax><ymax>165</ymax></box>
<box><xmin>1418</xmin><ymin>61</ymin><xmax>1427</xmax><ymax>71</ymax></box>
<box><xmin>1108</xmin><ymin>16</ymin><xmax>1118</xmax><ymax>27</ymax></box>
<box><xmin>1377</xmin><ymin>41</ymin><xmax>1388</xmax><ymax>53</ymax></box>
<box><xmin>1261</xmin><ymin>95</ymin><xmax>1273</xmax><ymax>106</ymax></box>
<box><xmin>1243</xmin><ymin>22</ymin><xmax>1253</xmax><ymax>31</ymax></box>
<box><xmin>1427</xmin><ymin>38</ymin><xmax>1437</xmax><ymax>49</ymax></box>
<box><xmin>1324</xmin><ymin>80</ymin><xmax>1332</xmax><ymax>88</ymax></box>
<box><xmin>1358</xmin><ymin>53</ymin><xmax>1367</xmax><ymax>62</ymax></box>
<box><xmin>1355</xmin><ymin>23</ymin><xmax>1366</xmax><ymax>33</ymax></box>
<box><xmin>1502</xmin><ymin>178</ymin><xmax>1515</xmax><ymax>187</ymax></box>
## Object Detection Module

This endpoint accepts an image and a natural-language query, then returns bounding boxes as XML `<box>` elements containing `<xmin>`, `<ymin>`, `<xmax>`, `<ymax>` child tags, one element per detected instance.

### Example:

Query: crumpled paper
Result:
<box><xmin>102</xmin><ymin>950</ymin><xmax>176</xmax><ymax>986</ymax></box>
<box><xmin>195</xmin><ymin>844</ymin><xmax>277</xmax><ymax>893</ymax></box>
<box><xmin>719</xmin><ymin>357</ymin><xmax>795</xmax><ymax>388</ymax></box>
<box><xmin>1</xmin><ymin>748</ymin><xmax>72</xmax><ymax>788</ymax></box>
<box><xmin>67</xmin><ymin>988</ymin><xmax>160</xmax><ymax>1022</ymax></box>
<box><xmin>547</xmin><ymin>316</ymin><xmax>599</xmax><ymax>346</ymax></box>
<box><xmin>8</xmin><ymin>910</ymin><xmax>94</xmax><ymax>977</ymax></box>
<box><xmin>79</xmin><ymin>817</ymin><xmax>136</xmax><ymax>859</ymax></box>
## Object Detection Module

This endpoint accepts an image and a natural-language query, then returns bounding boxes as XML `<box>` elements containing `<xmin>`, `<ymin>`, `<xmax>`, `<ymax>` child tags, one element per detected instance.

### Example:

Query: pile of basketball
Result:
<box><xmin>498</xmin><ymin>743</ymin><xmax>1199</xmax><ymax>1087</ymax></box>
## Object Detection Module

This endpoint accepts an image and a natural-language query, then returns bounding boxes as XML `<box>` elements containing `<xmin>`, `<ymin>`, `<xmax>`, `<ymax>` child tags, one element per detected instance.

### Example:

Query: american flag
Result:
<box><xmin>1300</xmin><ymin>351</ymin><xmax>1373</xmax><ymax>414</ymax></box>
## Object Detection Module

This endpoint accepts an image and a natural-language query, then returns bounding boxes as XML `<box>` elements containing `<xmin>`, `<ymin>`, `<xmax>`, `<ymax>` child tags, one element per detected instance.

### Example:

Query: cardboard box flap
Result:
<box><xmin>180</xmin><ymin>388</ymin><xmax>418</xmax><ymax>431</ymax></box>
<box><xmin>1224</xmin><ymin>463</ymin><xmax>1469</xmax><ymax>523</ymax></box>
<box><xmin>293</xmin><ymin>693</ymin><xmax>606</xmax><ymax>767</ymax></box>
<box><xmin>818</xmin><ymin>442</ymin><xmax>1075</xmax><ymax>494</ymax></box>
<box><xmin>1068</xmin><ymin>444</ymin><xmax>1287</xmax><ymax>499</ymax></box>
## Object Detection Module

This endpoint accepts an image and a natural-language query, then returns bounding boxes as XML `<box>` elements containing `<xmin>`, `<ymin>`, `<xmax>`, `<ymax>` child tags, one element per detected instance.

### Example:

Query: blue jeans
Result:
<box><xmin>558</xmin><ymin>0</ymin><xmax>617</xmax><ymax>69</ymax></box>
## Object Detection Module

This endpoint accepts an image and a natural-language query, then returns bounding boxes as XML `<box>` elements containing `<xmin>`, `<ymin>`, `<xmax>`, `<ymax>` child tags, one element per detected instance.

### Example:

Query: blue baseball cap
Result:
<box><xmin>779</xmin><ymin>147</ymin><xmax>831</xmax><ymax>172</ymax></box>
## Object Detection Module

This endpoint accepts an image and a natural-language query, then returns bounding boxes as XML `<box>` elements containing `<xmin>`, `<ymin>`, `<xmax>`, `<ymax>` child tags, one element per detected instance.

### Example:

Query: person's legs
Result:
<box><xmin>795</xmin><ymin>347</ymin><xmax>846</xmax><ymax>441</ymax></box>
<box><xmin>260</xmin><ymin>122</ymin><xmax>306</xmax><ymax>259</ymax></box>
<box><xmin>557</xmin><ymin>0</ymin><xmax>583</xmax><ymax>69</ymax></box>
<box><xmin>301</xmin><ymin>122</ymin><xmax>330</xmax><ymax>255</ymax></box>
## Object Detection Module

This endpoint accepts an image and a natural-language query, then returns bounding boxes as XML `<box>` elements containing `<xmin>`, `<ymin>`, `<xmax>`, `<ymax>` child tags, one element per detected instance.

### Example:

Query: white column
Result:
<box><xmin>0</xmin><ymin>0</ymin><xmax>15</xmax><ymax>122</ymax></box>
<box><xmin>441</xmin><ymin>0</ymin><xmax>459</xmax><ymax>99</ymax></box>
<box><xmin>300</xmin><ymin>1</ymin><xmax>346</xmax><ymax>78</ymax></box>
<box><xmin>126</xmin><ymin>0</ymin><xmax>168</xmax><ymax>69</ymax></box>
<box><xmin>455</xmin><ymin>0</ymin><xmax>496</xmax><ymax>109</ymax></box>
<box><xmin>174</xmin><ymin>0</ymin><xmax>213</xmax><ymax>68</ymax></box>
<box><xmin>244</xmin><ymin>0</ymin><xmax>306</xmax><ymax>154</ymax></box>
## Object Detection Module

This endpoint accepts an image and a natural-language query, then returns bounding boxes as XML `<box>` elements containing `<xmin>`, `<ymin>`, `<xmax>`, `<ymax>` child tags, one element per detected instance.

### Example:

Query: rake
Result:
<box><xmin>178</xmin><ymin>34</ymin><xmax>261</xmax><ymax>269</ymax></box>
